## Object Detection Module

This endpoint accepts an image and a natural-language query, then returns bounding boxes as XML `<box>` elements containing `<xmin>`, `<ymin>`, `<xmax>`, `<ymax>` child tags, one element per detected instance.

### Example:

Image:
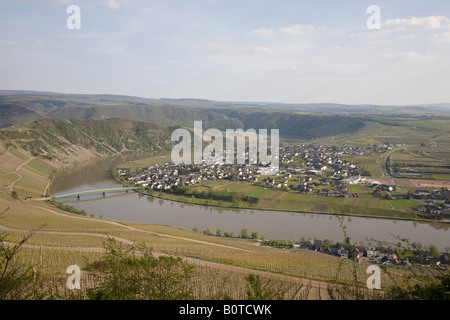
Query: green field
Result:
<box><xmin>119</xmin><ymin>153</ymin><xmax>172</xmax><ymax>169</ymax></box>
<box><xmin>143</xmin><ymin>179</ymin><xmax>423</xmax><ymax>221</ymax></box>
<box><xmin>316</xmin><ymin>117</ymin><xmax>450</xmax><ymax>149</ymax></box>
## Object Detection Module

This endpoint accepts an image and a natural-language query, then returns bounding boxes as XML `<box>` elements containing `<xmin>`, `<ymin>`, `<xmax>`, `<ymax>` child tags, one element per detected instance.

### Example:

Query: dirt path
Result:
<box><xmin>0</xmin><ymin>224</ymin><xmax>134</xmax><ymax>246</ymax></box>
<box><xmin>376</xmin><ymin>152</ymin><xmax>386</xmax><ymax>178</ymax></box>
<box><xmin>43</xmin><ymin>179</ymin><xmax>51</xmax><ymax>198</ymax></box>
<box><xmin>8</xmin><ymin>156</ymin><xmax>35</xmax><ymax>192</ymax></box>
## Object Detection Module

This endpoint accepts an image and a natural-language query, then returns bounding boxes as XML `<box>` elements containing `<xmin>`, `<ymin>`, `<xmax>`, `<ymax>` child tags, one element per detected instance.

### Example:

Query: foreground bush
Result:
<box><xmin>85</xmin><ymin>238</ymin><xmax>194</xmax><ymax>300</ymax></box>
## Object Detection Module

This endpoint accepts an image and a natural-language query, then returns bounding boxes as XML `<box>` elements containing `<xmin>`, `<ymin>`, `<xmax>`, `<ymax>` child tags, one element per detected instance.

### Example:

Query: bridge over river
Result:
<box><xmin>30</xmin><ymin>187</ymin><xmax>139</xmax><ymax>201</ymax></box>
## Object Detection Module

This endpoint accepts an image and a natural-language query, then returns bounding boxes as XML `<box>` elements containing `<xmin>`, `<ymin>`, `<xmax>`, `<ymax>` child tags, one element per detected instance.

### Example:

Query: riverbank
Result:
<box><xmin>134</xmin><ymin>187</ymin><xmax>450</xmax><ymax>225</ymax></box>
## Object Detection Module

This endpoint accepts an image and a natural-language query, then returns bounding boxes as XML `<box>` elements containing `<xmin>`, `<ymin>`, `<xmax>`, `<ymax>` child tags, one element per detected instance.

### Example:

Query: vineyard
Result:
<box><xmin>11</xmin><ymin>245</ymin><xmax>347</xmax><ymax>300</ymax></box>
<box><xmin>2</xmin><ymin>216</ymin><xmax>400</xmax><ymax>301</ymax></box>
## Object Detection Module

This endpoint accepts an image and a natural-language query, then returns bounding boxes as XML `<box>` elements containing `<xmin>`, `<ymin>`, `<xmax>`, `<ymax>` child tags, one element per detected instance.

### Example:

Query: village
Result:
<box><xmin>412</xmin><ymin>189</ymin><xmax>450</xmax><ymax>218</ymax></box>
<box><xmin>118</xmin><ymin>143</ymin><xmax>375</xmax><ymax>191</ymax></box>
<box><xmin>117</xmin><ymin>142</ymin><xmax>450</xmax><ymax>220</ymax></box>
<box><xmin>263</xmin><ymin>237</ymin><xmax>449</xmax><ymax>270</ymax></box>
<box><xmin>190</xmin><ymin>225</ymin><xmax>449</xmax><ymax>270</ymax></box>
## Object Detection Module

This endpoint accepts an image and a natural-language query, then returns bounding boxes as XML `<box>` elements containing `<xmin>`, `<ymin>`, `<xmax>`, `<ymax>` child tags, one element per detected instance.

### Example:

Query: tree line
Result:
<box><xmin>193</xmin><ymin>227</ymin><xmax>264</xmax><ymax>240</ymax></box>
<box><xmin>168</xmin><ymin>185</ymin><xmax>258</xmax><ymax>204</ymax></box>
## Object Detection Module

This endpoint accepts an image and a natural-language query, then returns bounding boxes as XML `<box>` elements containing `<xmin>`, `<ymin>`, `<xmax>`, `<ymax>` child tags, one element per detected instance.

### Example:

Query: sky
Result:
<box><xmin>1</xmin><ymin>0</ymin><xmax>450</xmax><ymax>105</ymax></box>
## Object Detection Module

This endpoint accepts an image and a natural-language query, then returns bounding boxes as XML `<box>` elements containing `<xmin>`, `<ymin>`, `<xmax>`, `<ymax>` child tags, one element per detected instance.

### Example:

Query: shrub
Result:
<box><xmin>86</xmin><ymin>238</ymin><xmax>194</xmax><ymax>300</ymax></box>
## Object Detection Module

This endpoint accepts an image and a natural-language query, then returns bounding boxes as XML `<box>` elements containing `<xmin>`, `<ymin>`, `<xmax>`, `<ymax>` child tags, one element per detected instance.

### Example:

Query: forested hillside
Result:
<box><xmin>0</xmin><ymin>118</ymin><xmax>175</xmax><ymax>161</ymax></box>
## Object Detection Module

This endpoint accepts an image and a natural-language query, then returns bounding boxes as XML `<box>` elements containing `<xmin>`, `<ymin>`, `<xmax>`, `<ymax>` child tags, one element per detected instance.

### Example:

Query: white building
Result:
<box><xmin>341</xmin><ymin>175</ymin><xmax>366</xmax><ymax>185</ymax></box>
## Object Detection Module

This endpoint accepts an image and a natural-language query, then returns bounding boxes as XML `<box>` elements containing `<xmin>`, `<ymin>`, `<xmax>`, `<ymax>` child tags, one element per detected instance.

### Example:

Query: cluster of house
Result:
<box><xmin>281</xmin><ymin>143</ymin><xmax>403</xmax><ymax>164</ymax></box>
<box><xmin>258</xmin><ymin>144</ymin><xmax>367</xmax><ymax>193</ymax></box>
<box><xmin>118</xmin><ymin>162</ymin><xmax>263</xmax><ymax>190</ymax></box>
<box><xmin>119</xmin><ymin>143</ymin><xmax>367</xmax><ymax>191</ymax></box>
<box><xmin>315</xmin><ymin>186</ymin><xmax>350</xmax><ymax>197</ymax></box>
<box><xmin>281</xmin><ymin>144</ymin><xmax>368</xmax><ymax>161</ymax></box>
<box><xmin>413</xmin><ymin>189</ymin><xmax>450</xmax><ymax>218</ymax></box>
<box><xmin>281</xmin><ymin>144</ymin><xmax>366</xmax><ymax>176</ymax></box>
<box><xmin>420</xmin><ymin>143</ymin><xmax>438</xmax><ymax>147</ymax></box>
<box><xmin>281</xmin><ymin>145</ymin><xmax>372</xmax><ymax>187</ymax></box>
<box><xmin>118</xmin><ymin>142</ymin><xmax>398</xmax><ymax>199</ymax></box>
<box><xmin>376</xmin><ymin>143</ymin><xmax>406</xmax><ymax>150</ymax></box>
<box><xmin>290</xmin><ymin>239</ymin><xmax>449</xmax><ymax>269</ymax></box>
<box><xmin>119</xmin><ymin>164</ymin><xmax>197</xmax><ymax>191</ymax></box>
<box><xmin>289</xmin><ymin>176</ymin><xmax>316</xmax><ymax>193</ymax></box>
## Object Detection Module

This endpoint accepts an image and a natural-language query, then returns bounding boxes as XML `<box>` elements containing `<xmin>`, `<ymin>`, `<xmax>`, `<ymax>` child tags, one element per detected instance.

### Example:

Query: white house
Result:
<box><xmin>365</xmin><ymin>247</ymin><xmax>379</xmax><ymax>258</ymax></box>
<box><xmin>341</xmin><ymin>175</ymin><xmax>366</xmax><ymax>185</ymax></box>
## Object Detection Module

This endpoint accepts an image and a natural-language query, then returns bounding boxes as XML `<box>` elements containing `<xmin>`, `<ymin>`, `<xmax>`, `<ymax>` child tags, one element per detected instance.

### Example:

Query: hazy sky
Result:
<box><xmin>1</xmin><ymin>0</ymin><xmax>450</xmax><ymax>105</ymax></box>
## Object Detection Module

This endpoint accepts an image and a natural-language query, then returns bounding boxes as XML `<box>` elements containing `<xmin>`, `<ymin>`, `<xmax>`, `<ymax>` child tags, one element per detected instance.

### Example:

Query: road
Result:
<box><xmin>383</xmin><ymin>150</ymin><xmax>395</xmax><ymax>184</ymax></box>
<box><xmin>382</xmin><ymin>149</ymin><xmax>408</xmax><ymax>195</ymax></box>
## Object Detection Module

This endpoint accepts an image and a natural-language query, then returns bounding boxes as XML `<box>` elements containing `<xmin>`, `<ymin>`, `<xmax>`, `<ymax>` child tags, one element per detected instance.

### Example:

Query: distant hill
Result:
<box><xmin>208</xmin><ymin>109</ymin><xmax>365</xmax><ymax>139</ymax></box>
<box><xmin>0</xmin><ymin>91</ymin><xmax>244</xmax><ymax>130</ymax></box>
<box><xmin>0</xmin><ymin>90</ymin><xmax>369</xmax><ymax>139</ymax></box>
<box><xmin>255</xmin><ymin>102</ymin><xmax>450</xmax><ymax>115</ymax></box>
<box><xmin>1</xmin><ymin>90</ymin><xmax>449</xmax><ymax>116</ymax></box>
<box><xmin>5</xmin><ymin>90</ymin><xmax>448</xmax><ymax>140</ymax></box>
<box><xmin>47</xmin><ymin>104</ymin><xmax>244</xmax><ymax>131</ymax></box>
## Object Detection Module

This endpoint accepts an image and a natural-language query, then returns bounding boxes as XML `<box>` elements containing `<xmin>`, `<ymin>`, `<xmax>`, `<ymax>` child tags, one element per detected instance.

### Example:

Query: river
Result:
<box><xmin>51</xmin><ymin>154</ymin><xmax>450</xmax><ymax>251</ymax></box>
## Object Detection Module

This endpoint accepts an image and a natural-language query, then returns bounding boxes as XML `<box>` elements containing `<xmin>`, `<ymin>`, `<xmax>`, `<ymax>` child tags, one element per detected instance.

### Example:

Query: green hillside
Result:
<box><xmin>0</xmin><ymin>118</ymin><xmax>175</xmax><ymax>161</ymax></box>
